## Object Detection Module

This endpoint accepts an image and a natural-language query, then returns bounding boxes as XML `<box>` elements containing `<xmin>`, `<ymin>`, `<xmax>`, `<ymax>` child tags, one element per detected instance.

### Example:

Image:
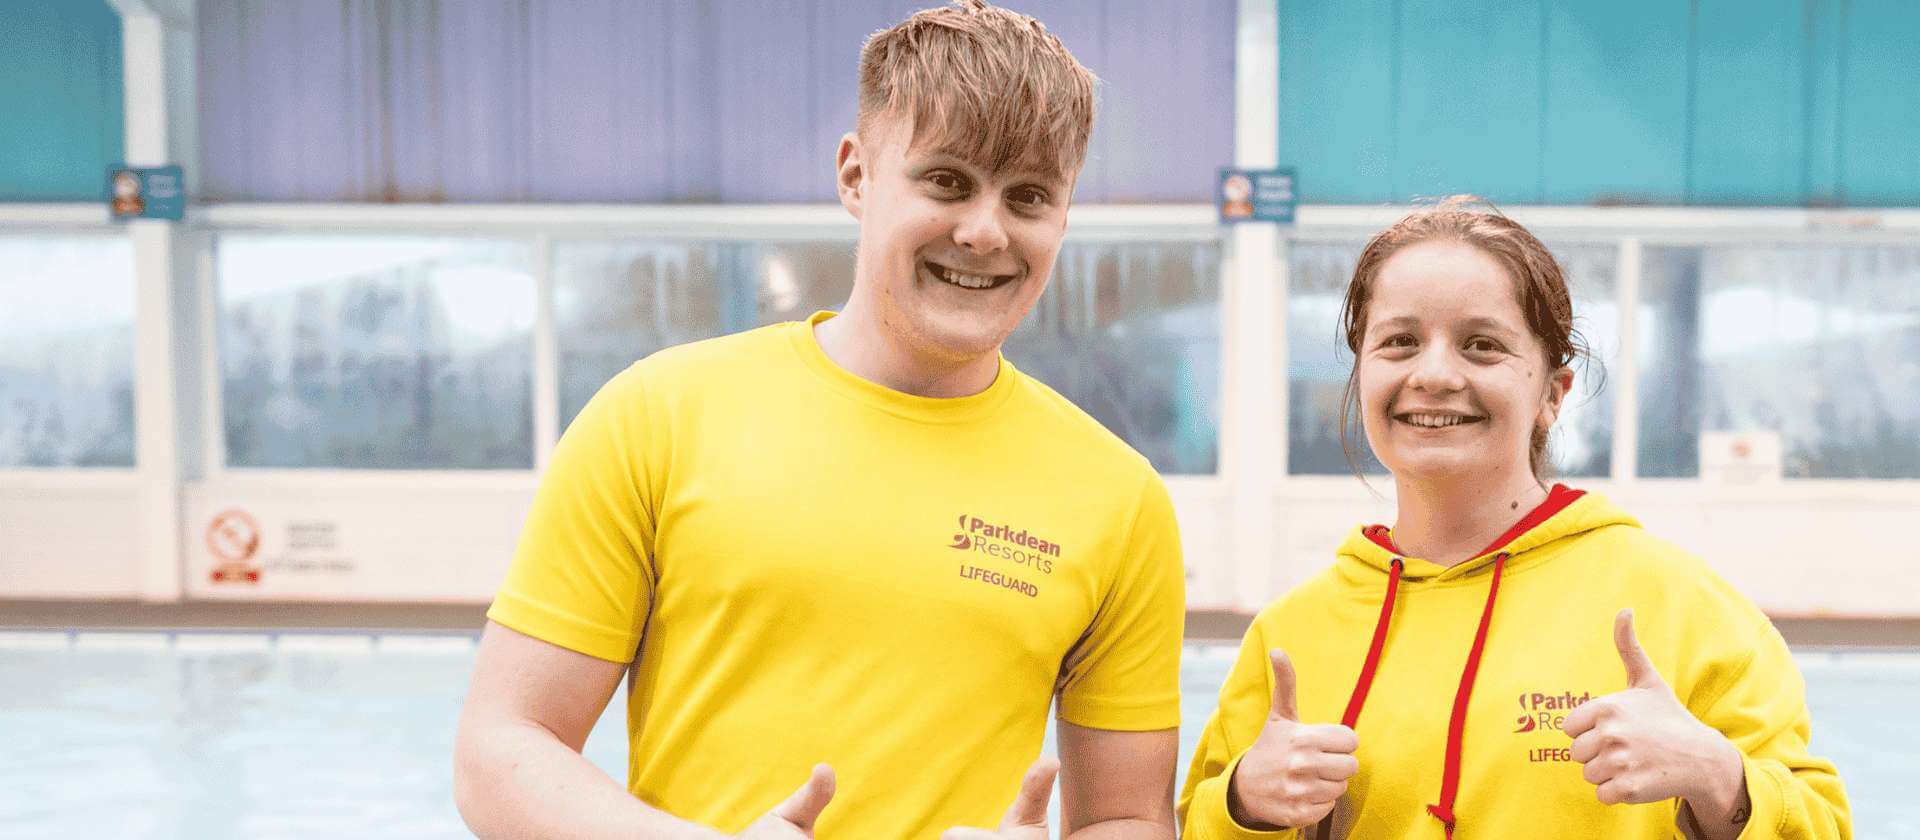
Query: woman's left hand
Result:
<box><xmin>1564</xmin><ymin>610</ymin><xmax>1750</xmax><ymax>832</ymax></box>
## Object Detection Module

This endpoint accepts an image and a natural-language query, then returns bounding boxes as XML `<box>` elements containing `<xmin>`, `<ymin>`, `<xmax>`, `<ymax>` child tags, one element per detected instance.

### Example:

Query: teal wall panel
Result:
<box><xmin>1392</xmin><ymin>0</ymin><xmax>1545</xmax><ymax>202</ymax></box>
<box><xmin>1804</xmin><ymin>0</ymin><xmax>1845</xmax><ymax>204</ymax></box>
<box><xmin>1280</xmin><ymin>0</ymin><xmax>1920</xmax><ymax>206</ymax></box>
<box><xmin>0</xmin><ymin>0</ymin><xmax>124</xmax><ymax>202</ymax></box>
<box><xmin>1688</xmin><ymin>0</ymin><xmax>1806</xmax><ymax>204</ymax></box>
<box><xmin>1839</xmin><ymin>0</ymin><xmax>1920</xmax><ymax>205</ymax></box>
<box><xmin>1539</xmin><ymin>0</ymin><xmax>1689</xmax><ymax>204</ymax></box>
<box><xmin>1279</xmin><ymin>0</ymin><xmax>1396</xmax><ymax>203</ymax></box>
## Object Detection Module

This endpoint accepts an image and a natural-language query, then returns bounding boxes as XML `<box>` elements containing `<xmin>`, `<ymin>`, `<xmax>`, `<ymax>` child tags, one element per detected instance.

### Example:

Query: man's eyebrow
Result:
<box><xmin>915</xmin><ymin>141</ymin><xmax>1066</xmax><ymax>186</ymax></box>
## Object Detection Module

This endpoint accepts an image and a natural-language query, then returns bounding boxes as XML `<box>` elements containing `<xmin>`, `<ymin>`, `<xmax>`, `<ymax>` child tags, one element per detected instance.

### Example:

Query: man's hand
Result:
<box><xmin>1565</xmin><ymin>610</ymin><xmax>1749</xmax><ymax>837</ymax></box>
<box><xmin>1225</xmin><ymin>650</ymin><xmax>1360</xmax><ymax>829</ymax></box>
<box><xmin>939</xmin><ymin>757</ymin><xmax>1060</xmax><ymax>840</ymax></box>
<box><xmin>737</xmin><ymin>764</ymin><xmax>836</xmax><ymax>838</ymax></box>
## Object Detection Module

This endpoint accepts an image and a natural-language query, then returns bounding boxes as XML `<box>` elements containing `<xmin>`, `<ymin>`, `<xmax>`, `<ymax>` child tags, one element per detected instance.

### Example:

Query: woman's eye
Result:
<box><xmin>1380</xmin><ymin>334</ymin><xmax>1416</xmax><ymax>350</ymax></box>
<box><xmin>1466</xmin><ymin>337</ymin><xmax>1504</xmax><ymax>354</ymax></box>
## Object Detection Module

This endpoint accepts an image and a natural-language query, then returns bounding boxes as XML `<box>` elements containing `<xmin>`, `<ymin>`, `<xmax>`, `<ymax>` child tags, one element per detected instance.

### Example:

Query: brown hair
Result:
<box><xmin>857</xmin><ymin>0</ymin><xmax>1097</xmax><ymax>182</ymax></box>
<box><xmin>1336</xmin><ymin>195</ymin><xmax>1595</xmax><ymax>479</ymax></box>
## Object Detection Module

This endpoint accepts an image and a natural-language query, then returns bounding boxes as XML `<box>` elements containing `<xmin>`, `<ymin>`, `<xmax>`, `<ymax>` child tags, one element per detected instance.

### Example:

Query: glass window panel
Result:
<box><xmin>0</xmin><ymin>235</ymin><xmax>136</xmax><ymax>467</ymax></box>
<box><xmin>1286</xmin><ymin>239</ymin><xmax>1618</xmax><ymax>478</ymax></box>
<box><xmin>217</xmin><ymin>236</ymin><xmax>535</xmax><ymax>469</ymax></box>
<box><xmin>553</xmin><ymin>238</ymin><xmax>1220</xmax><ymax>475</ymax></box>
<box><xmin>1004</xmin><ymin>241</ymin><xmax>1221</xmax><ymax>475</ymax></box>
<box><xmin>551</xmin><ymin>241</ymin><xmax>856</xmax><ymax>429</ymax></box>
<box><xmin>1286</xmin><ymin>240</ymin><xmax>1381</xmax><ymax>475</ymax></box>
<box><xmin>1547</xmin><ymin>243</ymin><xmax>1619</xmax><ymax>478</ymax></box>
<box><xmin>1639</xmin><ymin>245</ymin><xmax>1920</xmax><ymax>478</ymax></box>
<box><xmin>552</xmin><ymin>241</ymin><xmax>728</xmax><ymax>430</ymax></box>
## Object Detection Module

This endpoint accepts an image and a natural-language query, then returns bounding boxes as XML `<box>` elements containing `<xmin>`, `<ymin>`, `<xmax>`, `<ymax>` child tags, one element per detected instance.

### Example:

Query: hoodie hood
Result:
<box><xmin>1336</xmin><ymin>485</ymin><xmax>1642</xmax><ymax>583</ymax></box>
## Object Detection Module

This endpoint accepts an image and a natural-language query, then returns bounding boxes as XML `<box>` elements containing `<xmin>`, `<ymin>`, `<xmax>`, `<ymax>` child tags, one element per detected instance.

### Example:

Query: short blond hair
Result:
<box><xmin>857</xmin><ymin>0</ymin><xmax>1096</xmax><ymax>182</ymax></box>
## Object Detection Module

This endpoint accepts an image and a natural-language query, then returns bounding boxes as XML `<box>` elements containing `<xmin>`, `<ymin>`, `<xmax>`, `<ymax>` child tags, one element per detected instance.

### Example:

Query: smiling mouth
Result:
<box><xmin>923</xmin><ymin>259</ymin><xmax>1017</xmax><ymax>291</ymax></box>
<box><xmin>1394</xmin><ymin>412</ymin><xmax>1487</xmax><ymax>429</ymax></box>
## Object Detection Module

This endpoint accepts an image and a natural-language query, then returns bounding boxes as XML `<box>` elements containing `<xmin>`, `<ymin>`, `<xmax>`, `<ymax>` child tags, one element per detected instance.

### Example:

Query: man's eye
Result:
<box><xmin>929</xmin><ymin>172</ymin><xmax>966</xmax><ymax>191</ymax></box>
<box><xmin>1009</xmin><ymin>188</ymin><xmax>1048</xmax><ymax>208</ymax></box>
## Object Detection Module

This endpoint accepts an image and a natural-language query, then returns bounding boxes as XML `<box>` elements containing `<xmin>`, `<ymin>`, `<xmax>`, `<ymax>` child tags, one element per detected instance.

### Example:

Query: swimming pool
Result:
<box><xmin>0</xmin><ymin>632</ymin><xmax>1909</xmax><ymax>838</ymax></box>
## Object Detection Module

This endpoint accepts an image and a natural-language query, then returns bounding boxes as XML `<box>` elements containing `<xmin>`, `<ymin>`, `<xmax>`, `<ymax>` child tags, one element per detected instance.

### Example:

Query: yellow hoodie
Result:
<box><xmin>1179</xmin><ymin>487</ymin><xmax>1849</xmax><ymax>839</ymax></box>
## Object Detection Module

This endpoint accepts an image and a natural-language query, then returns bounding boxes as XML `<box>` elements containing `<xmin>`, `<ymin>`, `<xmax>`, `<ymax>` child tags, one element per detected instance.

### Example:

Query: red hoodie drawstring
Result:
<box><xmin>1342</xmin><ymin>557</ymin><xmax>1403</xmax><ymax>728</ymax></box>
<box><xmin>1313</xmin><ymin>557</ymin><xmax>1404</xmax><ymax>840</ymax></box>
<box><xmin>1425</xmin><ymin>551</ymin><xmax>1510</xmax><ymax>839</ymax></box>
<box><xmin>1317</xmin><ymin>550</ymin><xmax>1513</xmax><ymax>840</ymax></box>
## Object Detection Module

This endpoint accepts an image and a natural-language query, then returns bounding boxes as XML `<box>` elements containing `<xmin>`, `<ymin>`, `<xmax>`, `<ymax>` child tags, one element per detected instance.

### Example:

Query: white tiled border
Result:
<box><xmin>3</xmin><ymin>633</ymin><xmax>1914</xmax><ymax>668</ymax></box>
<box><xmin>0</xmin><ymin>631</ymin><xmax>74</xmax><ymax>650</ymax></box>
<box><xmin>74</xmin><ymin>632</ymin><xmax>171</xmax><ymax>651</ymax></box>
<box><xmin>1793</xmin><ymin>650</ymin><xmax>1920</xmax><ymax>671</ymax></box>
<box><xmin>0</xmin><ymin>629</ymin><xmax>479</xmax><ymax>654</ymax></box>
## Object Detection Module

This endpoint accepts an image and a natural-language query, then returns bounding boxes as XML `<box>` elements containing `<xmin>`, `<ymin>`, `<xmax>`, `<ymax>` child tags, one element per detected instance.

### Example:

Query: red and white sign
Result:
<box><xmin>206</xmin><ymin>508</ymin><xmax>263</xmax><ymax>583</ymax></box>
<box><xmin>1700</xmin><ymin>431</ymin><xmax>1783</xmax><ymax>484</ymax></box>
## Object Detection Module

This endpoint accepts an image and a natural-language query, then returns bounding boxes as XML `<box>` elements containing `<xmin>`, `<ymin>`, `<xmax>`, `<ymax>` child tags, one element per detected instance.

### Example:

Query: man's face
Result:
<box><xmin>836</xmin><ymin>114</ymin><xmax>1073</xmax><ymax>364</ymax></box>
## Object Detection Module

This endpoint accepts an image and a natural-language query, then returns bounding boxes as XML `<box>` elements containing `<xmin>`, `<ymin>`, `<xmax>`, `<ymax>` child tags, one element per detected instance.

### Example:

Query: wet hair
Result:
<box><xmin>1337</xmin><ymin>195</ymin><xmax>1597</xmax><ymax>479</ymax></box>
<box><xmin>857</xmin><ymin>0</ymin><xmax>1096</xmax><ymax>183</ymax></box>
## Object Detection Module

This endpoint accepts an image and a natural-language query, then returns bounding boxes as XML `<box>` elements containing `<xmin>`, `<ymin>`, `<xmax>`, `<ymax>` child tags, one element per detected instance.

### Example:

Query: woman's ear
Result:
<box><xmin>1538</xmin><ymin>365</ymin><xmax>1574</xmax><ymax>429</ymax></box>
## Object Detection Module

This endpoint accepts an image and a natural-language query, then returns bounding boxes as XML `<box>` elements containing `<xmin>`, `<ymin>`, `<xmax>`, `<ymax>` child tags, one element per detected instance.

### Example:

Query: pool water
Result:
<box><xmin>0</xmin><ymin>634</ymin><xmax>1909</xmax><ymax>838</ymax></box>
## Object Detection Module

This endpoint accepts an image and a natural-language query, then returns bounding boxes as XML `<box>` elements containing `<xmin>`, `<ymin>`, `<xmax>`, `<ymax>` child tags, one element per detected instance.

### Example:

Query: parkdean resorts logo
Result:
<box><xmin>948</xmin><ymin>514</ymin><xmax>1060</xmax><ymax>573</ymax></box>
<box><xmin>1514</xmin><ymin>689</ymin><xmax>1592</xmax><ymax>732</ymax></box>
<box><xmin>1514</xmin><ymin>689</ymin><xmax>1593</xmax><ymax>763</ymax></box>
<box><xmin>950</xmin><ymin>514</ymin><xmax>1060</xmax><ymax>598</ymax></box>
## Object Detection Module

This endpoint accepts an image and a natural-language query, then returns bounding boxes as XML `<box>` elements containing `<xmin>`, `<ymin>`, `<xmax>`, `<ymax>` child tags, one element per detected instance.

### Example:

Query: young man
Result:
<box><xmin>453</xmin><ymin>3</ymin><xmax>1185</xmax><ymax>838</ymax></box>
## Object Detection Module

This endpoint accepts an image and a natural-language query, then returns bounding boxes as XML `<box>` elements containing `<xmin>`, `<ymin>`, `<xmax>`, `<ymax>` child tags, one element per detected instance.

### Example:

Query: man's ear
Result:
<box><xmin>836</xmin><ymin>132</ymin><xmax>864</xmax><ymax>221</ymax></box>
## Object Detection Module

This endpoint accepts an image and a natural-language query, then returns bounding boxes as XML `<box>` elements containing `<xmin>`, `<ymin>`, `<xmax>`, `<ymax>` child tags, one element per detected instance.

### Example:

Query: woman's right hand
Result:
<box><xmin>1226</xmin><ymin>651</ymin><xmax>1361</xmax><ymax>830</ymax></box>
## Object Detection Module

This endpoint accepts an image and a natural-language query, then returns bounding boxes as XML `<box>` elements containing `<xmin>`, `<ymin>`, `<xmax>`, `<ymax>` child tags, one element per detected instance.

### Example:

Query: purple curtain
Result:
<box><xmin>196</xmin><ymin>0</ymin><xmax>1235</xmax><ymax>203</ymax></box>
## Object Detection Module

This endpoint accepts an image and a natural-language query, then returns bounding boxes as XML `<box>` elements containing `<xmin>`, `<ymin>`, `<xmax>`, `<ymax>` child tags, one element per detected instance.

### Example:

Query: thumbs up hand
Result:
<box><xmin>939</xmin><ymin>757</ymin><xmax>1059</xmax><ymax>840</ymax></box>
<box><xmin>1225</xmin><ymin>650</ymin><xmax>1361</xmax><ymax>829</ymax></box>
<box><xmin>1565</xmin><ymin>610</ymin><xmax>1745</xmax><ymax>812</ymax></box>
<box><xmin>738</xmin><ymin>764</ymin><xmax>836</xmax><ymax>838</ymax></box>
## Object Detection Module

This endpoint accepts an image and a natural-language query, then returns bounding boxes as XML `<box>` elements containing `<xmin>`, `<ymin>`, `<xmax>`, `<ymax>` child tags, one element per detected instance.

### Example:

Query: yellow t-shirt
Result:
<box><xmin>489</xmin><ymin>311</ymin><xmax>1185</xmax><ymax>839</ymax></box>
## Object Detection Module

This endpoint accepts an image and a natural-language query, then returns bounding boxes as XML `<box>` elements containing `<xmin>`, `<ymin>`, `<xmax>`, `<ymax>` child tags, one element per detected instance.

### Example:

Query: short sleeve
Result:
<box><xmin>486</xmin><ymin>366</ymin><xmax>659</xmax><ymax>664</ymax></box>
<box><xmin>1055</xmin><ymin>471</ymin><xmax>1185</xmax><ymax>730</ymax></box>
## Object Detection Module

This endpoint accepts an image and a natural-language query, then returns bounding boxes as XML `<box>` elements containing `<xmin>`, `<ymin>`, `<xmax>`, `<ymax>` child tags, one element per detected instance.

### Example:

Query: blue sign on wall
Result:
<box><xmin>1219</xmin><ymin>167</ymin><xmax>1297</xmax><ymax>224</ymax></box>
<box><xmin>107</xmin><ymin>165</ymin><xmax>185</xmax><ymax>221</ymax></box>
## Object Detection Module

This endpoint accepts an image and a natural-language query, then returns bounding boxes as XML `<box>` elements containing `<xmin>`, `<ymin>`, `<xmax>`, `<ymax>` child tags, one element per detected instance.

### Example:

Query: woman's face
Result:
<box><xmin>1356</xmin><ymin>240</ymin><xmax>1570</xmax><ymax>484</ymax></box>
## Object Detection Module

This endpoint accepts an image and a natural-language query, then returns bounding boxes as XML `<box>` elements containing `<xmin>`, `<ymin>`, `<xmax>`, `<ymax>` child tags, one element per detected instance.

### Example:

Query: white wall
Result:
<box><xmin>1207</xmin><ymin>479</ymin><xmax>1920</xmax><ymax>617</ymax></box>
<box><xmin>178</xmin><ymin>476</ymin><xmax>531</xmax><ymax>602</ymax></box>
<box><xmin>0</xmin><ymin>474</ymin><xmax>145</xmax><ymax>599</ymax></box>
<box><xmin>8</xmin><ymin>471</ymin><xmax>1903</xmax><ymax>616</ymax></box>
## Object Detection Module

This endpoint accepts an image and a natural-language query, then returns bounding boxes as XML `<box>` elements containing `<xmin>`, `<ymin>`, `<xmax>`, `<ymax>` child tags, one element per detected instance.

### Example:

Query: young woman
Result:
<box><xmin>1179</xmin><ymin>198</ymin><xmax>1850</xmax><ymax>839</ymax></box>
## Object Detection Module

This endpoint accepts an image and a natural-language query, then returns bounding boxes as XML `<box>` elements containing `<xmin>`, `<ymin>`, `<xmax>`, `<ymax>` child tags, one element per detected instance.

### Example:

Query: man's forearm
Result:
<box><xmin>1064</xmin><ymin>817</ymin><xmax>1177</xmax><ymax>840</ymax></box>
<box><xmin>455</xmin><ymin>719</ymin><xmax>721</xmax><ymax>840</ymax></box>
